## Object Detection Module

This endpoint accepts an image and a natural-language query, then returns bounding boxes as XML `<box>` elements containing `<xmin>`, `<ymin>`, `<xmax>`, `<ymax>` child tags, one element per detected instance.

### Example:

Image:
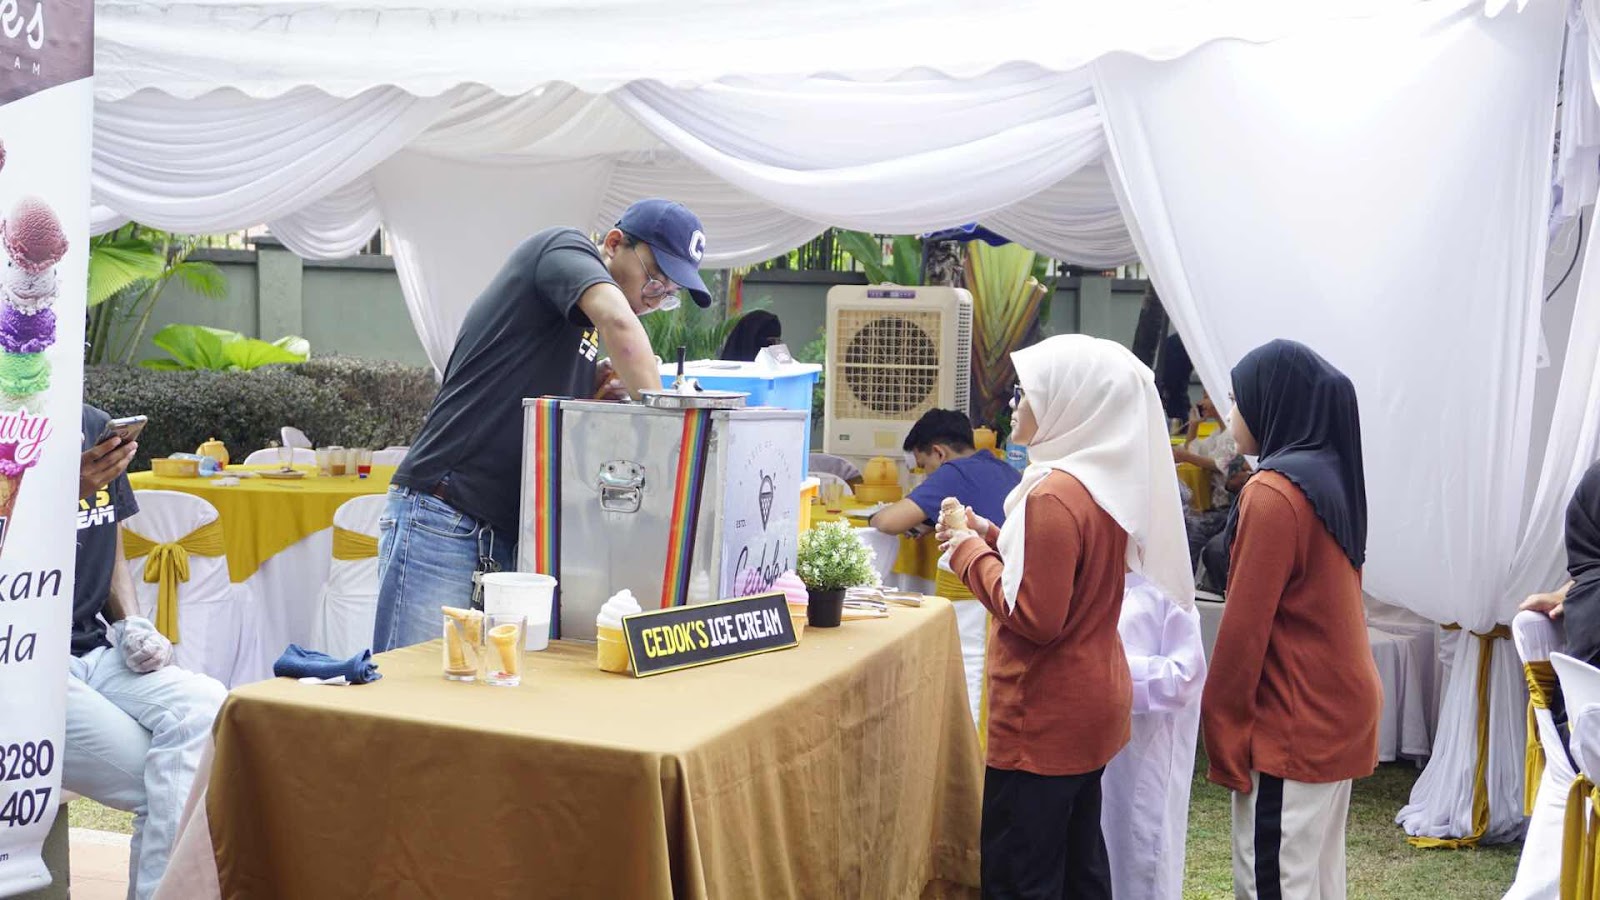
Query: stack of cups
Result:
<box><xmin>480</xmin><ymin>572</ymin><xmax>555</xmax><ymax>651</ymax></box>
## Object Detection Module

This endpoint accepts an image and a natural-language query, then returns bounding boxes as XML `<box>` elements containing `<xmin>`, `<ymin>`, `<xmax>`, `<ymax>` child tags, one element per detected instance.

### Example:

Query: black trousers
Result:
<box><xmin>981</xmin><ymin>766</ymin><xmax>1112</xmax><ymax>900</ymax></box>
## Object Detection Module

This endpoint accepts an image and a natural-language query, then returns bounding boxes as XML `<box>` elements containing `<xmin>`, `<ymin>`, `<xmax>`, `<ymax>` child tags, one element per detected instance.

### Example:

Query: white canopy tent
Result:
<box><xmin>91</xmin><ymin>0</ymin><xmax>1600</xmax><ymax>850</ymax></box>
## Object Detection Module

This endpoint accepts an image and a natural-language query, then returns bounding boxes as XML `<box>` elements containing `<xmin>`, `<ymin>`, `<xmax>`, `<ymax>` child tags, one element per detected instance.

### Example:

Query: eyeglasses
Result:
<box><xmin>1010</xmin><ymin>383</ymin><xmax>1024</xmax><ymax>411</ymax></box>
<box><xmin>631</xmin><ymin>244</ymin><xmax>681</xmax><ymax>312</ymax></box>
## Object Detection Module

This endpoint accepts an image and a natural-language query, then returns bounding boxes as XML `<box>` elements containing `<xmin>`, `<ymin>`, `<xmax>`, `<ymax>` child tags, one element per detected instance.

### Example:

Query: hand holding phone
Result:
<box><xmin>96</xmin><ymin>415</ymin><xmax>147</xmax><ymax>446</ymax></box>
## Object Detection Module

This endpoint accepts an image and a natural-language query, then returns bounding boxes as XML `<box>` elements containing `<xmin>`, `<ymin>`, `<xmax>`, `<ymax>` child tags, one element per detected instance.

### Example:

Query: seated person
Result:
<box><xmin>1173</xmin><ymin>392</ymin><xmax>1251</xmax><ymax>579</ymax></box>
<box><xmin>870</xmin><ymin>409</ymin><xmax>1020</xmax><ymax>538</ymax></box>
<box><xmin>874</xmin><ymin>410</ymin><xmax>1020</xmax><ymax>725</ymax></box>
<box><xmin>1522</xmin><ymin>459</ymin><xmax>1599</xmax><ymax>666</ymax></box>
<box><xmin>67</xmin><ymin>405</ymin><xmax>227</xmax><ymax>900</ymax></box>
<box><xmin>719</xmin><ymin>310</ymin><xmax>783</xmax><ymax>362</ymax></box>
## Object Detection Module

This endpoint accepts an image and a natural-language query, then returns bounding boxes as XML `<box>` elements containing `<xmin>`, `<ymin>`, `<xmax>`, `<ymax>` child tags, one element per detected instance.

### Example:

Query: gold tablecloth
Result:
<box><xmin>206</xmin><ymin>600</ymin><xmax>982</xmax><ymax>899</ymax></box>
<box><xmin>128</xmin><ymin>465</ymin><xmax>394</xmax><ymax>581</ymax></box>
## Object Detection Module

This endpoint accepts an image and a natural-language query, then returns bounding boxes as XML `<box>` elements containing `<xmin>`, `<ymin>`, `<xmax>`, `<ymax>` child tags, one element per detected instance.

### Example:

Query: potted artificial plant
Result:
<box><xmin>796</xmin><ymin>520</ymin><xmax>879</xmax><ymax>628</ymax></box>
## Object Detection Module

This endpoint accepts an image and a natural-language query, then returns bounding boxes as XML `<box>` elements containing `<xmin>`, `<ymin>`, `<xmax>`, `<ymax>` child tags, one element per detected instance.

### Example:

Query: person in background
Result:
<box><xmin>937</xmin><ymin>335</ymin><xmax>1193</xmax><ymax>900</ymax></box>
<box><xmin>1520</xmin><ymin>459</ymin><xmax>1600</xmax><ymax>668</ymax></box>
<box><xmin>1173</xmin><ymin>391</ymin><xmax>1252</xmax><ymax>574</ymax></box>
<box><xmin>376</xmin><ymin>199</ymin><xmax>710</xmax><ymax>652</ymax></box>
<box><xmin>69</xmin><ymin>405</ymin><xmax>228</xmax><ymax>900</ymax></box>
<box><xmin>1153</xmin><ymin>331</ymin><xmax>1194</xmax><ymax>428</ymax></box>
<box><xmin>1201</xmin><ymin>340</ymin><xmax>1381</xmax><ymax>900</ymax></box>
<box><xmin>873</xmin><ymin>408</ymin><xmax>1021</xmax><ymax>726</ymax></box>
<box><xmin>1101</xmin><ymin>571</ymin><xmax>1206</xmax><ymax>900</ymax></box>
<box><xmin>871</xmin><ymin>408</ymin><xmax>1019</xmax><ymax>539</ymax></box>
<box><xmin>718</xmin><ymin>309</ymin><xmax>783</xmax><ymax>362</ymax></box>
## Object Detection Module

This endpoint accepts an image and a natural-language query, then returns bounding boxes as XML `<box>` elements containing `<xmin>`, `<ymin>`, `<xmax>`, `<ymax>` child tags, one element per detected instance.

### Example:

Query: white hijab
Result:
<box><xmin>996</xmin><ymin>335</ymin><xmax>1194</xmax><ymax>613</ymax></box>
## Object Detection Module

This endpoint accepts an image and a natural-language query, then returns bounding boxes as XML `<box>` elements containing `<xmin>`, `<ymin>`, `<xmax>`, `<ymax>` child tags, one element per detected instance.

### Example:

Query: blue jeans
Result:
<box><xmin>372</xmin><ymin>486</ymin><xmax>515</xmax><ymax>652</ymax></box>
<box><xmin>65</xmin><ymin>647</ymin><xmax>227</xmax><ymax>900</ymax></box>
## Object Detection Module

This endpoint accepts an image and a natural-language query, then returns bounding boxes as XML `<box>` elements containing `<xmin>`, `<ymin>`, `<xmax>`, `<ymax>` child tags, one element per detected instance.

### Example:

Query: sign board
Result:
<box><xmin>623</xmin><ymin>592</ymin><xmax>797</xmax><ymax>677</ymax></box>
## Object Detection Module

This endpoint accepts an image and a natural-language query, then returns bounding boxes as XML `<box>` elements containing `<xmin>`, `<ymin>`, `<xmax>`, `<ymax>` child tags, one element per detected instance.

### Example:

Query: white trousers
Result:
<box><xmin>1231</xmin><ymin>772</ymin><xmax>1351</xmax><ymax>900</ymax></box>
<box><xmin>65</xmin><ymin>646</ymin><xmax>227</xmax><ymax>900</ymax></box>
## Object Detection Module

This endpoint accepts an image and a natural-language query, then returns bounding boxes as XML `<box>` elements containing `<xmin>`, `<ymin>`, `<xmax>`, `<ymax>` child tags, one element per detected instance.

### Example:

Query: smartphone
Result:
<box><xmin>96</xmin><ymin>415</ymin><xmax>147</xmax><ymax>446</ymax></box>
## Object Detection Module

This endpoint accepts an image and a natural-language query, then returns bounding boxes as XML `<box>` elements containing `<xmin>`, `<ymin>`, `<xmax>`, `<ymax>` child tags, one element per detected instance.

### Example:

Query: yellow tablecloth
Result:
<box><xmin>206</xmin><ymin>600</ymin><xmax>982</xmax><ymax>899</ymax></box>
<box><xmin>128</xmin><ymin>465</ymin><xmax>395</xmax><ymax>582</ymax></box>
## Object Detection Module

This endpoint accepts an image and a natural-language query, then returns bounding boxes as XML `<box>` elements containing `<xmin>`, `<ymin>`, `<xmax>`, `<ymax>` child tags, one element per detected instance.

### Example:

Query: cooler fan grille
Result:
<box><xmin>835</xmin><ymin>310</ymin><xmax>941</xmax><ymax>419</ymax></box>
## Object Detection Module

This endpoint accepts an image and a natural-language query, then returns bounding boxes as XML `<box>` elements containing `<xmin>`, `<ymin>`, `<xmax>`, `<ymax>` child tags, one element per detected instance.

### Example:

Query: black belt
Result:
<box><xmin>429</xmin><ymin>483</ymin><xmax>450</xmax><ymax>501</ymax></box>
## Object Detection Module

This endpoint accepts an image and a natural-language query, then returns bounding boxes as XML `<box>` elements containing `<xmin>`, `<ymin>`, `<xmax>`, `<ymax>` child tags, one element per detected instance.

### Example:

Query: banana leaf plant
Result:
<box><xmin>86</xmin><ymin>225</ymin><xmax>229</xmax><ymax>365</ymax></box>
<box><xmin>966</xmin><ymin>242</ymin><xmax>1050</xmax><ymax>429</ymax></box>
<box><xmin>142</xmin><ymin>325</ymin><xmax>310</xmax><ymax>372</ymax></box>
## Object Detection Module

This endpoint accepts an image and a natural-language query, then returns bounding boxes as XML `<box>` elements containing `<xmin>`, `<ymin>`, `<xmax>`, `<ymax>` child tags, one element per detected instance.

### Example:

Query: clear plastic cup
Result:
<box><xmin>356</xmin><ymin>448</ymin><xmax>374</xmax><ymax>479</ymax></box>
<box><xmin>483</xmin><ymin>614</ymin><xmax>525</xmax><ymax>686</ymax></box>
<box><xmin>442</xmin><ymin>608</ymin><xmax>483</xmax><ymax>682</ymax></box>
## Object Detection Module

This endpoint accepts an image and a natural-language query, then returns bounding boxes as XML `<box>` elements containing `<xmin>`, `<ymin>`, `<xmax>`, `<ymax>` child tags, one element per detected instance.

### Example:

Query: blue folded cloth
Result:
<box><xmin>273</xmin><ymin>644</ymin><xmax>382</xmax><ymax>684</ymax></box>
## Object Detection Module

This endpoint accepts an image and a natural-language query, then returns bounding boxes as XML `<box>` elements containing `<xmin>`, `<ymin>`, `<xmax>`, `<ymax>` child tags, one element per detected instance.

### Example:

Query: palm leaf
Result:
<box><xmin>834</xmin><ymin>230</ymin><xmax>892</xmax><ymax>284</ymax></box>
<box><xmin>87</xmin><ymin>238</ymin><xmax>163</xmax><ymax>307</ymax></box>
<box><xmin>169</xmin><ymin>260</ymin><xmax>229</xmax><ymax>300</ymax></box>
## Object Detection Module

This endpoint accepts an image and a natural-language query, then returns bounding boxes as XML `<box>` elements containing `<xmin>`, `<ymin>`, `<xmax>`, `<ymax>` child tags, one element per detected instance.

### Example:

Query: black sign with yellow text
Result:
<box><xmin>623</xmin><ymin>592</ymin><xmax>797</xmax><ymax>677</ymax></box>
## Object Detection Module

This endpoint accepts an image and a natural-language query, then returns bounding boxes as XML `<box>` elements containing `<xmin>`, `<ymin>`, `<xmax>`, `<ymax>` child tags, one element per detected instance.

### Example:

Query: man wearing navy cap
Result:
<box><xmin>375</xmin><ymin>199</ymin><xmax>712</xmax><ymax>651</ymax></box>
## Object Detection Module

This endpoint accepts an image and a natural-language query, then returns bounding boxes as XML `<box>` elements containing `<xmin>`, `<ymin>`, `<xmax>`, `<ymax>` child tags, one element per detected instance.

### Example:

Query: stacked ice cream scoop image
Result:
<box><xmin>0</xmin><ymin>139</ymin><xmax>68</xmax><ymax>553</ymax></box>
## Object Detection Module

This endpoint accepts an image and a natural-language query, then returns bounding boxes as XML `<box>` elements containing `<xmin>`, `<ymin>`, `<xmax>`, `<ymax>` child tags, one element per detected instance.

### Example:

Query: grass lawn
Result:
<box><xmin>1184</xmin><ymin>753</ymin><xmax>1521</xmax><ymax>899</ymax></box>
<box><xmin>70</xmin><ymin>751</ymin><xmax>1522</xmax><ymax>898</ymax></box>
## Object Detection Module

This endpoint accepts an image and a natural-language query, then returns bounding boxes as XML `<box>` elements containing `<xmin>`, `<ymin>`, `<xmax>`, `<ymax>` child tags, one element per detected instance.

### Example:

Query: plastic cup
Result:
<box><xmin>483</xmin><ymin>614</ymin><xmax>525</xmax><ymax>686</ymax></box>
<box><xmin>356</xmin><ymin>448</ymin><xmax>373</xmax><ymax>479</ymax></box>
<box><xmin>316</xmin><ymin>447</ymin><xmax>333</xmax><ymax>477</ymax></box>
<box><xmin>481</xmin><ymin>572</ymin><xmax>556</xmax><ymax>651</ymax></box>
<box><xmin>327</xmin><ymin>446</ymin><xmax>348</xmax><ymax>477</ymax></box>
<box><xmin>441</xmin><ymin>607</ymin><xmax>483</xmax><ymax>682</ymax></box>
<box><xmin>596</xmin><ymin>625</ymin><xmax>631</xmax><ymax>674</ymax></box>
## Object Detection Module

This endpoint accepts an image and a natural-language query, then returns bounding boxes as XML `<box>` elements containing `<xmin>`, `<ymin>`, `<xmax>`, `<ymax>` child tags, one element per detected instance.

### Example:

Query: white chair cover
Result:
<box><xmin>313</xmin><ymin>495</ymin><xmax>388</xmax><ymax>658</ymax></box>
<box><xmin>854</xmin><ymin>527</ymin><xmax>898</xmax><ymax>585</ymax></box>
<box><xmin>372</xmin><ymin>447</ymin><xmax>408</xmax><ymax>466</ymax></box>
<box><xmin>1368</xmin><ymin>627</ymin><xmax>1432</xmax><ymax>762</ymax></box>
<box><xmin>242</xmin><ymin>447</ymin><xmax>317</xmax><ymax>466</ymax></box>
<box><xmin>281</xmin><ymin>426</ymin><xmax>312</xmax><ymax>450</ymax></box>
<box><xmin>122</xmin><ymin>490</ymin><xmax>251</xmax><ymax>687</ymax></box>
<box><xmin>1506</xmin><ymin>611</ymin><xmax>1574</xmax><ymax>900</ymax></box>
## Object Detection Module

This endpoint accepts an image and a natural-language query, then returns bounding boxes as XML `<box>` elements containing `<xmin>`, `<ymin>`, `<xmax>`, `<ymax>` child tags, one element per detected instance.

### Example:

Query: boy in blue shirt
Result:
<box><xmin>871</xmin><ymin>409</ymin><xmax>1021</xmax><ymax>537</ymax></box>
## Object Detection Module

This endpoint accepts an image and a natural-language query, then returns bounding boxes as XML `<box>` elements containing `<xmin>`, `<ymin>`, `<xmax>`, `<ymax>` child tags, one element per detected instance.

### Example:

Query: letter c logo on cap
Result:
<box><xmin>688</xmin><ymin>230</ymin><xmax>705</xmax><ymax>263</ymax></box>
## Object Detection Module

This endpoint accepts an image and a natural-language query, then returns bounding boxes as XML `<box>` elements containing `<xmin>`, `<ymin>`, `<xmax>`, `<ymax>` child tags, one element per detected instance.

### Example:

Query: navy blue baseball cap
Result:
<box><xmin>617</xmin><ymin>199</ymin><xmax>711</xmax><ymax>308</ymax></box>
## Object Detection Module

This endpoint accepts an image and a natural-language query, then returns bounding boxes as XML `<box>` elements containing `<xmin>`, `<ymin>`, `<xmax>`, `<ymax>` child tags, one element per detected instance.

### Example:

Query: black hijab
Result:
<box><xmin>1560</xmin><ymin>462</ymin><xmax>1600</xmax><ymax>666</ymax></box>
<box><xmin>1223</xmin><ymin>339</ymin><xmax>1367</xmax><ymax>569</ymax></box>
<box><xmin>719</xmin><ymin>311</ymin><xmax>782</xmax><ymax>362</ymax></box>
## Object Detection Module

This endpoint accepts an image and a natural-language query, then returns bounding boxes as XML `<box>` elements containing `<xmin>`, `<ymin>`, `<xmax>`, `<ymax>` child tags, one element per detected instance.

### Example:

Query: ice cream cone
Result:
<box><xmin>788</xmin><ymin>603</ymin><xmax>807</xmax><ymax>641</ymax></box>
<box><xmin>0</xmin><ymin>469</ymin><xmax>22</xmax><ymax>556</ymax></box>
<box><xmin>596</xmin><ymin>625</ymin><xmax>631</xmax><ymax>674</ymax></box>
<box><xmin>442</xmin><ymin>607</ymin><xmax>482</xmax><ymax>679</ymax></box>
<box><xmin>489</xmin><ymin>623</ymin><xmax>521</xmax><ymax>676</ymax></box>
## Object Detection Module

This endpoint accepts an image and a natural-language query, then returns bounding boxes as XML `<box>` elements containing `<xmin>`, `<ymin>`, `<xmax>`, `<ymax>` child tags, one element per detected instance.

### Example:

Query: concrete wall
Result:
<box><xmin>122</xmin><ymin>239</ymin><xmax>430</xmax><ymax>368</ymax></box>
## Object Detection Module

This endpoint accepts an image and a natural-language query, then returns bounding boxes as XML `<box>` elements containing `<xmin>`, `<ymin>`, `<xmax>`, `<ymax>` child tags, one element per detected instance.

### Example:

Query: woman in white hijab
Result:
<box><xmin>938</xmin><ymin>335</ymin><xmax>1192</xmax><ymax>900</ymax></box>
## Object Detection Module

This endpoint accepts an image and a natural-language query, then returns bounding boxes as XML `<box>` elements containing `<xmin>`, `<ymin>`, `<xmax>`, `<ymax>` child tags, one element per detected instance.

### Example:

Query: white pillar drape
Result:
<box><xmin>1093</xmin><ymin>0</ymin><xmax>1567</xmax><ymax>843</ymax></box>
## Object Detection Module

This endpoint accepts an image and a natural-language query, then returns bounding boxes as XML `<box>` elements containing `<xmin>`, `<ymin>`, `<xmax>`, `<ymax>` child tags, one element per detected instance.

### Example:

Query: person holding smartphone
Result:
<box><xmin>66</xmin><ymin>405</ymin><xmax>227</xmax><ymax>900</ymax></box>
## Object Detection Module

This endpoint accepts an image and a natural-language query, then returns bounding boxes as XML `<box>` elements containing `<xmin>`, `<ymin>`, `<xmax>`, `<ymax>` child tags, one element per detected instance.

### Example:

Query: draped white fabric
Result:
<box><xmin>94</xmin><ymin>0</ymin><xmax>1457</xmax><ymax>100</ymax></box>
<box><xmin>1094</xmin><ymin>0</ymin><xmax>1567</xmax><ymax>842</ymax></box>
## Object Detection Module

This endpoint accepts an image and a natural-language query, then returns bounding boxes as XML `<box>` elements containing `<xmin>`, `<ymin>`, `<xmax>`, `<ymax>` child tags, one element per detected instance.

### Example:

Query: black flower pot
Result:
<box><xmin>808</xmin><ymin>588</ymin><xmax>845</xmax><ymax>628</ymax></box>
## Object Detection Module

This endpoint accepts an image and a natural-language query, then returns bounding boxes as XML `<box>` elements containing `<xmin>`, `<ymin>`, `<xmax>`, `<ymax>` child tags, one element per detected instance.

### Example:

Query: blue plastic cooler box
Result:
<box><xmin>658</xmin><ymin>360</ymin><xmax>822</xmax><ymax>475</ymax></box>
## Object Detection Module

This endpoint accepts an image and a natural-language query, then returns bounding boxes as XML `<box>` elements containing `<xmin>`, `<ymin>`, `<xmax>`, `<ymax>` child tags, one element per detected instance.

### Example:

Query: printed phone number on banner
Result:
<box><xmin>0</xmin><ymin>741</ymin><xmax>56</xmax><ymax>828</ymax></box>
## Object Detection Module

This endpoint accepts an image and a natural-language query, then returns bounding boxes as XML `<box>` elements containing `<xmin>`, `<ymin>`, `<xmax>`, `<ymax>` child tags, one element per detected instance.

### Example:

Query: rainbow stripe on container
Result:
<box><xmin>660</xmin><ymin>408</ymin><xmax>713</xmax><ymax>608</ymax></box>
<box><xmin>530</xmin><ymin>397</ymin><xmax>563</xmax><ymax>638</ymax></box>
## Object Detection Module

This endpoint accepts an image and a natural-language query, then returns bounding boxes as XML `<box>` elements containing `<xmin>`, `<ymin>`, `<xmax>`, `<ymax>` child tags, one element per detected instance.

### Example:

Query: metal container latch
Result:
<box><xmin>597</xmin><ymin>461</ymin><xmax>646</xmax><ymax>513</ymax></box>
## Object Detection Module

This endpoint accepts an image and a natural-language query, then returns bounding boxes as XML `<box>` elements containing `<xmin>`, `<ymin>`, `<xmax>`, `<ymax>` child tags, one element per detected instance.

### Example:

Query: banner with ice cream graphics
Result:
<box><xmin>718</xmin><ymin>417</ymin><xmax>805</xmax><ymax>600</ymax></box>
<box><xmin>0</xmin><ymin>0</ymin><xmax>94</xmax><ymax>894</ymax></box>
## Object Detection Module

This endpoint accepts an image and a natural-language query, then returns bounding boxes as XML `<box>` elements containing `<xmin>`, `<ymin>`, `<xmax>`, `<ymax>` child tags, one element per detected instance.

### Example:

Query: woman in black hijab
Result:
<box><xmin>1201</xmin><ymin>338</ymin><xmax>1380</xmax><ymax>900</ymax></box>
<box><xmin>719</xmin><ymin>310</ymin><xmax>782</xmax><ymax>362</ymax></box>
<box><xmin>1522</xmin><ymin>461</ymin><xmax>1600</xmax><ymax>666</ymax></box>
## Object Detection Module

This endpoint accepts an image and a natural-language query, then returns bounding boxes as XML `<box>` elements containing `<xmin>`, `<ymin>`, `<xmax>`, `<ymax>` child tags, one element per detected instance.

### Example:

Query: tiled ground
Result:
<box><xmin>67</xmin><ymin>829</ymin><xmax>130</xmax><ymax>899</ymax></box>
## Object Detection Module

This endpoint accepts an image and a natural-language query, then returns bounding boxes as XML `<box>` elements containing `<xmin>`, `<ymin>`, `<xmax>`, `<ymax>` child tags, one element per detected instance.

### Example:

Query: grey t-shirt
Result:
<box><xmin>74</xmin><ymin>405</ymin><xmax>139</xmax><ymax>657</ymax></box>
<box><xmin>393</xmin><ymin>228</ymin><xmax>615</xmax><ymax>535</ymax></box>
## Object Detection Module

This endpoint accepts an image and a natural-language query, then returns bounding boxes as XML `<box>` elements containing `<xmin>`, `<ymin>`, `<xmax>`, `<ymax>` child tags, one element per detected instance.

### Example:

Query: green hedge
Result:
<box><xmin>85</xmin><ymin>357</ymin><xmax>438</xmax><ymax>469</ymax></box>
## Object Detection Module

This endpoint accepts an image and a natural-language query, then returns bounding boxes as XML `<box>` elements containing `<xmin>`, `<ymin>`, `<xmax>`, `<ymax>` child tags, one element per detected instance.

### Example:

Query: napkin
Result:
<box><xmin>273</xmin><ymin>644</ymin><xmax>382</xmax><ymax>684</ymax></box>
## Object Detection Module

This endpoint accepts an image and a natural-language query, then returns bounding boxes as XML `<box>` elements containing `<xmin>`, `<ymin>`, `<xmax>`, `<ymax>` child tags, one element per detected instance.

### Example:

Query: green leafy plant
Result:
<box><xmin>796</xmin><ymin>520</ymin><xmax>880</xmax><ymax>590</ymax></box>
<box><xmin>142</xmin><ymin>325</ymin><xmax>310</xmax><ymax>372</ymax></box>
<box><xmin>86</xmin><ymin>225</ymin><xmax>230</xmax><ymax>365</ymax></box>
<box><xmin>833</xmin><ymin>230</ymin><xmax>922</xmax><ymax>284</ymax></box>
